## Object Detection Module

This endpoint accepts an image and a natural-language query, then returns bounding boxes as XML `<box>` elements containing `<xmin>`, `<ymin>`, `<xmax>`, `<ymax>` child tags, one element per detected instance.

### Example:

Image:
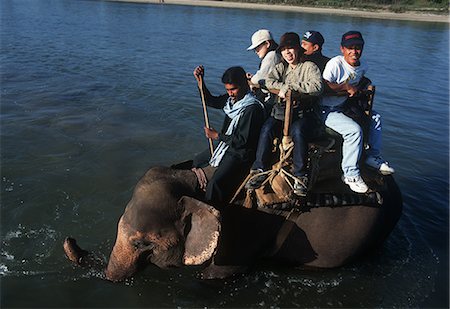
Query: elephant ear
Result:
<box><xmin>178</xmin><ymin>196</ymin><xmax>221</xmax><ymax>265</ymax></box>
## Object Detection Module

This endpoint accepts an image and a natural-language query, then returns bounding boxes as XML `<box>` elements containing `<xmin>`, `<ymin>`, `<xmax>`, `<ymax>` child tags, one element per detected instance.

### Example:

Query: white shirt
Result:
<box><xmin>321</xmin><ymin>55</ymin><xmax>368</xmax><ymax>107</ymax></box>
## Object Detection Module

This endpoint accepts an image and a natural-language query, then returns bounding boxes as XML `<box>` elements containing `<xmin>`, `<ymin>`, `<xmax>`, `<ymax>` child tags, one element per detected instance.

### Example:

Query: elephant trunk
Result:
<box><xmin>105</xmin><ymin>251</ymin><xmax>138</xmax><ymax>282</ymax></box>
<box><xmin>105</xmin><ymin>218</ymin><xmax>140</xmax><ymax>282</ymax></box>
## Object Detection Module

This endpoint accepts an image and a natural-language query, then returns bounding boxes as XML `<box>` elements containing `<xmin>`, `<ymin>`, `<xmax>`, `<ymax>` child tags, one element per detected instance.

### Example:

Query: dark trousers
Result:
<box><xmin>252</xmin><ymin>112</ymin><xmax>316</xmax><ymax>177</ymax></box>
<box><xmin>193</xmin><ymin>149</ymin><xmax>251</xmax><ymax>206</ymax></box>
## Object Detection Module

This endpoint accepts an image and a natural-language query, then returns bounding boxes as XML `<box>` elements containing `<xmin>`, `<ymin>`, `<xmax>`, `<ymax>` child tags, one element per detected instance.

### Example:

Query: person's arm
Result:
<box><xmin>203</xmin><ymin>92</ymin><xmax>228</xmax><ymax>108</ymax></box>
<box><xmin>266</xmin><ymin>63</ymin><xmax>289</xmax><ymax>98</ymax></box>
<box><xmin>250</xmin><ymin>51</ymin><xmax>279</xmax><ymax>88</ymax></box>
<box><xmin>193</xmin><ymin>65</ymin><xmax>228</xmax><ymax>108</ymax></box>
<box><xmin>322</xmin><ymin>60</ymin><xmax>361</xmax><ymax>97</ymax></box>
<box><xmin>325</xmin><ymin>75</ymin><xmax>371</xmax><ymax>98</ymax></box>
<box><xmin>289</xmin><ymin>61</ymin><xmax>323</xmax><ymax>96</ymax></box>
<box><xmin>205</xmin><ymin>117</ymin><xmax>232</xmax><ymax>143</ymax></box>
<box><xmin>325</xmin><ymin>80</ymin><xmax>358</xmax><ymax>97</ymax></box>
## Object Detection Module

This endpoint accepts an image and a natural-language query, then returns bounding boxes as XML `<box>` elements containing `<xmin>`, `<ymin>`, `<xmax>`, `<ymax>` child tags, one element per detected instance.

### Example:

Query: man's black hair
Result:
<box><xmin>221</xmin><ymin>66</ymin><xmax>248</xmax><ymax>90</ymax></box>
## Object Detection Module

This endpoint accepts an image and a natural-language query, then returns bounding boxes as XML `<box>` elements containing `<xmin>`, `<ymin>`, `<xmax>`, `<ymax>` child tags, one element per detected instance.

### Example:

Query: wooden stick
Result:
<box><xmin>283</xmin><ymin>90</ymin><xmax>293</xmax><ymax>137</ymax></box>
<box><xmin>229</xmin><ymin>172</ymin><xmax>255</xmax><ymax>204</ymax></box>
<box><xmin>198</xmin><ymin>75</ymin><xmax>214</xmax><ymax>156</ymax></box>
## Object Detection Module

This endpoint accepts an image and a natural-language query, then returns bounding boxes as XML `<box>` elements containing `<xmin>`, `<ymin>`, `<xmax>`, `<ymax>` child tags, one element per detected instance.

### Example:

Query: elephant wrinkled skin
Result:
<box><xmin>64</xmin><ymin>165</ymin><xmax>402</xmax><ymax>281</ymax></box>
<box><xmin>104</xmin><ymin>167</ymin><xmax>223</xmax><ymax>281</ymax></box>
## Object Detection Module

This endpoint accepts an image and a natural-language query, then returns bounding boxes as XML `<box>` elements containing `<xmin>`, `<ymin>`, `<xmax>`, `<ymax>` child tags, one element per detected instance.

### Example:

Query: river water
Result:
<box><xmin>1</xmin><ymin>0</ymin><xmax>448</xmax><ymax>307</ymax></box>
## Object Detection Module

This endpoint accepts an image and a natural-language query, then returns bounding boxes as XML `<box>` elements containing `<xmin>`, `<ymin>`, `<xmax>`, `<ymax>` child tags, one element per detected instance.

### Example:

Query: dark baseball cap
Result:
<box><xmin>277</xmin><ymin>32</ymin><xmax>301</xmax><ymax>51</ymax></box>
<box><xmin>302</xmin><ymin>30</ymin><xmax>324</xmax><ymax>47</ymax></box>
<box><xmin>341</xmin><ymin>31</ymin><xmax>364</xmax><ymax>47</ymax></box>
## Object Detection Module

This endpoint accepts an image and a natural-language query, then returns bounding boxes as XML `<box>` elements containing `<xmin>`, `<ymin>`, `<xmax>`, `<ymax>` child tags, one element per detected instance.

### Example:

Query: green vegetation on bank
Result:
<box><xmin>229</xmin><ymin>0</ymin><xmax>449</xmax><ymax>13</ymax></box>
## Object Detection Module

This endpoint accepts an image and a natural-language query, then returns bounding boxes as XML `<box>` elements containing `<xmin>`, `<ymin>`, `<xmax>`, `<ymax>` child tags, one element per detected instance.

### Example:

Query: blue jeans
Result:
<box><xmin>322</xmin><ymin>106</ymin><xmax>383</xmax><ymax>177</ymax></box>
<box><xmin>252</xmin><ymin>113</ymin><xmax>316</xmax><ymax>177</ymax></box>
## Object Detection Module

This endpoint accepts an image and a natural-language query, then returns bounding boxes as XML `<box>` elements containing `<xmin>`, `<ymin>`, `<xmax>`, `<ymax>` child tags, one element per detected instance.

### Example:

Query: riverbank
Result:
<box><xmin>110</xmin><ymin>0</ymin><xmax>449</xmax><ymax>23</ymax></box>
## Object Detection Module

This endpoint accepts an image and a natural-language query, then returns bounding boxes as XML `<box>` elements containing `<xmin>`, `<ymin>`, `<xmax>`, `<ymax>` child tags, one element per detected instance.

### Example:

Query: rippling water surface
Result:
<box><xmin>1</xmin><ymin>0</ymin><xmax>448</xmax><ymax>307</ymax></box>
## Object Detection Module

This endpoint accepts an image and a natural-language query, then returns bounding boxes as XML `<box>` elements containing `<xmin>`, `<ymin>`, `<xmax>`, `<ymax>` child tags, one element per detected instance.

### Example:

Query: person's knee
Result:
<box><xmin>291</xmin><ymin>120</ymin><xmax>308</xmax><ymax>136</ymax></box>
<box><xmin>260</xmin><ymin>118</ymin><xmax>275</xmax><ymax>136</ymax></box>
<box><xmin>205</xmin><ymin>179</ymin><xmax>223</xmax><ymax>205</ymax></box>
<box><xmin>339</xmin><ymin>120</ymin><xmax>362</xmax><ymax>137</ymax></box>
<box><xmin>291</xmin><ymin>130</ymin><xmax>306</xmax><ymax>147</ymax></box>
<box><xmin>259</xmin><ymin>129</ymin><xmax>272</xmax><ymax>142</ymax></box>
<box><xmin>345</xmin><ymin>126</ymin><xmax>363</xmax><ymax>142</ymax></box>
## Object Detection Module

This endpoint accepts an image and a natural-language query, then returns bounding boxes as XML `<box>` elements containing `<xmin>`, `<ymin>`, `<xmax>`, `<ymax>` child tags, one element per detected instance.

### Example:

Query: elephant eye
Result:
<box><xmin>133</xmin><ymin>241</ymin><xmax>141</xmax><ymax>249</ymax></box>
<box><xmin>133</xmin><ymin>240</ymin><xmax>155</xmax><ymax>251</ymax></box>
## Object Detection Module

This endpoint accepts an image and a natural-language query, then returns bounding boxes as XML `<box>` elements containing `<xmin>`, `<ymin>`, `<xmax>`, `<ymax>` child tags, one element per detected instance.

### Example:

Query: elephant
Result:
<box><xmin>64</xmin><ymin>162</ymin><xmax>403</xmax><ymax>282</ymax></box>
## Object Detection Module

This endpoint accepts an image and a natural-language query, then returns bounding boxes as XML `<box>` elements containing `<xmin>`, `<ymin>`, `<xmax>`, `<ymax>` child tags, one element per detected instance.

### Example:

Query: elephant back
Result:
<box><xmin>259</xmin><ymin>175</ymin><xmax>402</xmax><ymax>268</ymax></box>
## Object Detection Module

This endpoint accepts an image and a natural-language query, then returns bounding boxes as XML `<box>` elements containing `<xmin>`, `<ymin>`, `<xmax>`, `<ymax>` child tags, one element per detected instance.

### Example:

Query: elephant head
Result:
<box><xmin>105</xmin><ymin>187</ymin><xmax>221</xmax><ymax>282</ymax></box>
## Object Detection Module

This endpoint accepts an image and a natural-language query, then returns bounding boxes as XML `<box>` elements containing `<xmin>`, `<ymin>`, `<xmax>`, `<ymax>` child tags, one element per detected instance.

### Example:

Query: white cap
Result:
<box><xmin>247</xmin><ymin>29</ymin><xmax>273</xmax><ymax>50</ymax></box>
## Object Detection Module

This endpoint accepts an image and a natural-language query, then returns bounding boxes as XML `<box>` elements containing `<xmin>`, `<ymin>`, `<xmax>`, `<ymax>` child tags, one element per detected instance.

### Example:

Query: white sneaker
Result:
<box><xmin>365</xmin><ymin>156</ymin><xmax>395</xmax><ymax>175</ymax></box>
<box><xmin>245</xmin><ymin>169</ymin><xmax>266</xmax><ymax>189</ymax></box>
<box><xmin>293</xmin><ymin>176</ymin><xmax>308</xmax><ymax>196</ymax></box>
<box><xmin>342</xmin><ymin>175</ymin><xmax>369</xmax><ymax>193</ymax></box>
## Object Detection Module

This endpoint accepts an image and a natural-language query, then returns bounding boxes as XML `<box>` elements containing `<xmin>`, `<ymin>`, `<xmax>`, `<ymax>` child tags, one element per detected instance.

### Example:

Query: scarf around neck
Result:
<box><xmin>209</xmin><ymin>92</ymin><xmax>263</xmax><ymax>167</ymax></box>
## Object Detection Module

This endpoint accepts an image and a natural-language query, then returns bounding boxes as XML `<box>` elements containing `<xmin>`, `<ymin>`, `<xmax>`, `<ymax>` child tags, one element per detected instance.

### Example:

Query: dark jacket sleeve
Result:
<box><xmin>198</xmin><ymin>85</ymin><xmax>228</xmax><ymax>109</ymax></box>
<box><xmin>221</xmin><ymin>104</ymin><xmax>265</xmax><ymax>162</ymax></box>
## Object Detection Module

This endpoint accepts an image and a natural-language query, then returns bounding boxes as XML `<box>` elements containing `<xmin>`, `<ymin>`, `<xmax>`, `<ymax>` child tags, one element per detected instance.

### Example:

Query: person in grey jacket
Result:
<box><xmin>248</xmin><ymin>32</ymin><xmax>323</xmax><ymax>196</ymax></box>
<box><xmin>246</xmin><ymin>29</ymin><xmax>281</xmax><ymax>113</ymax></box>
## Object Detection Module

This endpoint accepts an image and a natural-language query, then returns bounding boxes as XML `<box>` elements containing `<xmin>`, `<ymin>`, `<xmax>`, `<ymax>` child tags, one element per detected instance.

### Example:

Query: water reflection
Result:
<box><xmin>1</xmin><ymin>0</ymin><xmax>448</xmax><ymax>307</ymax></box>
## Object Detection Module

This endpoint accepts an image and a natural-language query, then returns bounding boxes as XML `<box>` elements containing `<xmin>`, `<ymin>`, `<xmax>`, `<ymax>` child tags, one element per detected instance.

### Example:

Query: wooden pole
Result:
<box><xmin>198</xmin><ymin>75</ymin><xmax>214</xmax><ymax>156</ymax></box>
<box><xmin>283</xmin><ymin>90</ymin><xmax>293</xmax><ymax>137</ymax></box>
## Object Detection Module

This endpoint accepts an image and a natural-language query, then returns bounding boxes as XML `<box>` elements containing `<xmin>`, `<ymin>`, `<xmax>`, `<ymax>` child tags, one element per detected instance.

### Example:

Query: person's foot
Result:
<box><xmin>250</xmin><ymin>168</ymin><xmax>263</xmax><ymax>175</ymax></box>
<box><xmin>245</xmin><ymin>169</ymin><xmax>266</xmax><ymax>189</ymax></box>
<box><xmin>293</xmin><ymin>176</ymin><xmax>308</xmax><ymax>196</ymax></box>
<box><xmin>342</xmin><ymin>175</ymin><xmax>369</xmax><ymax>193</ymax></box>
<box><xmin>365</xmin><ymin>156</ymin><xmax>395</xmax><ymax>175</ymax></box>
